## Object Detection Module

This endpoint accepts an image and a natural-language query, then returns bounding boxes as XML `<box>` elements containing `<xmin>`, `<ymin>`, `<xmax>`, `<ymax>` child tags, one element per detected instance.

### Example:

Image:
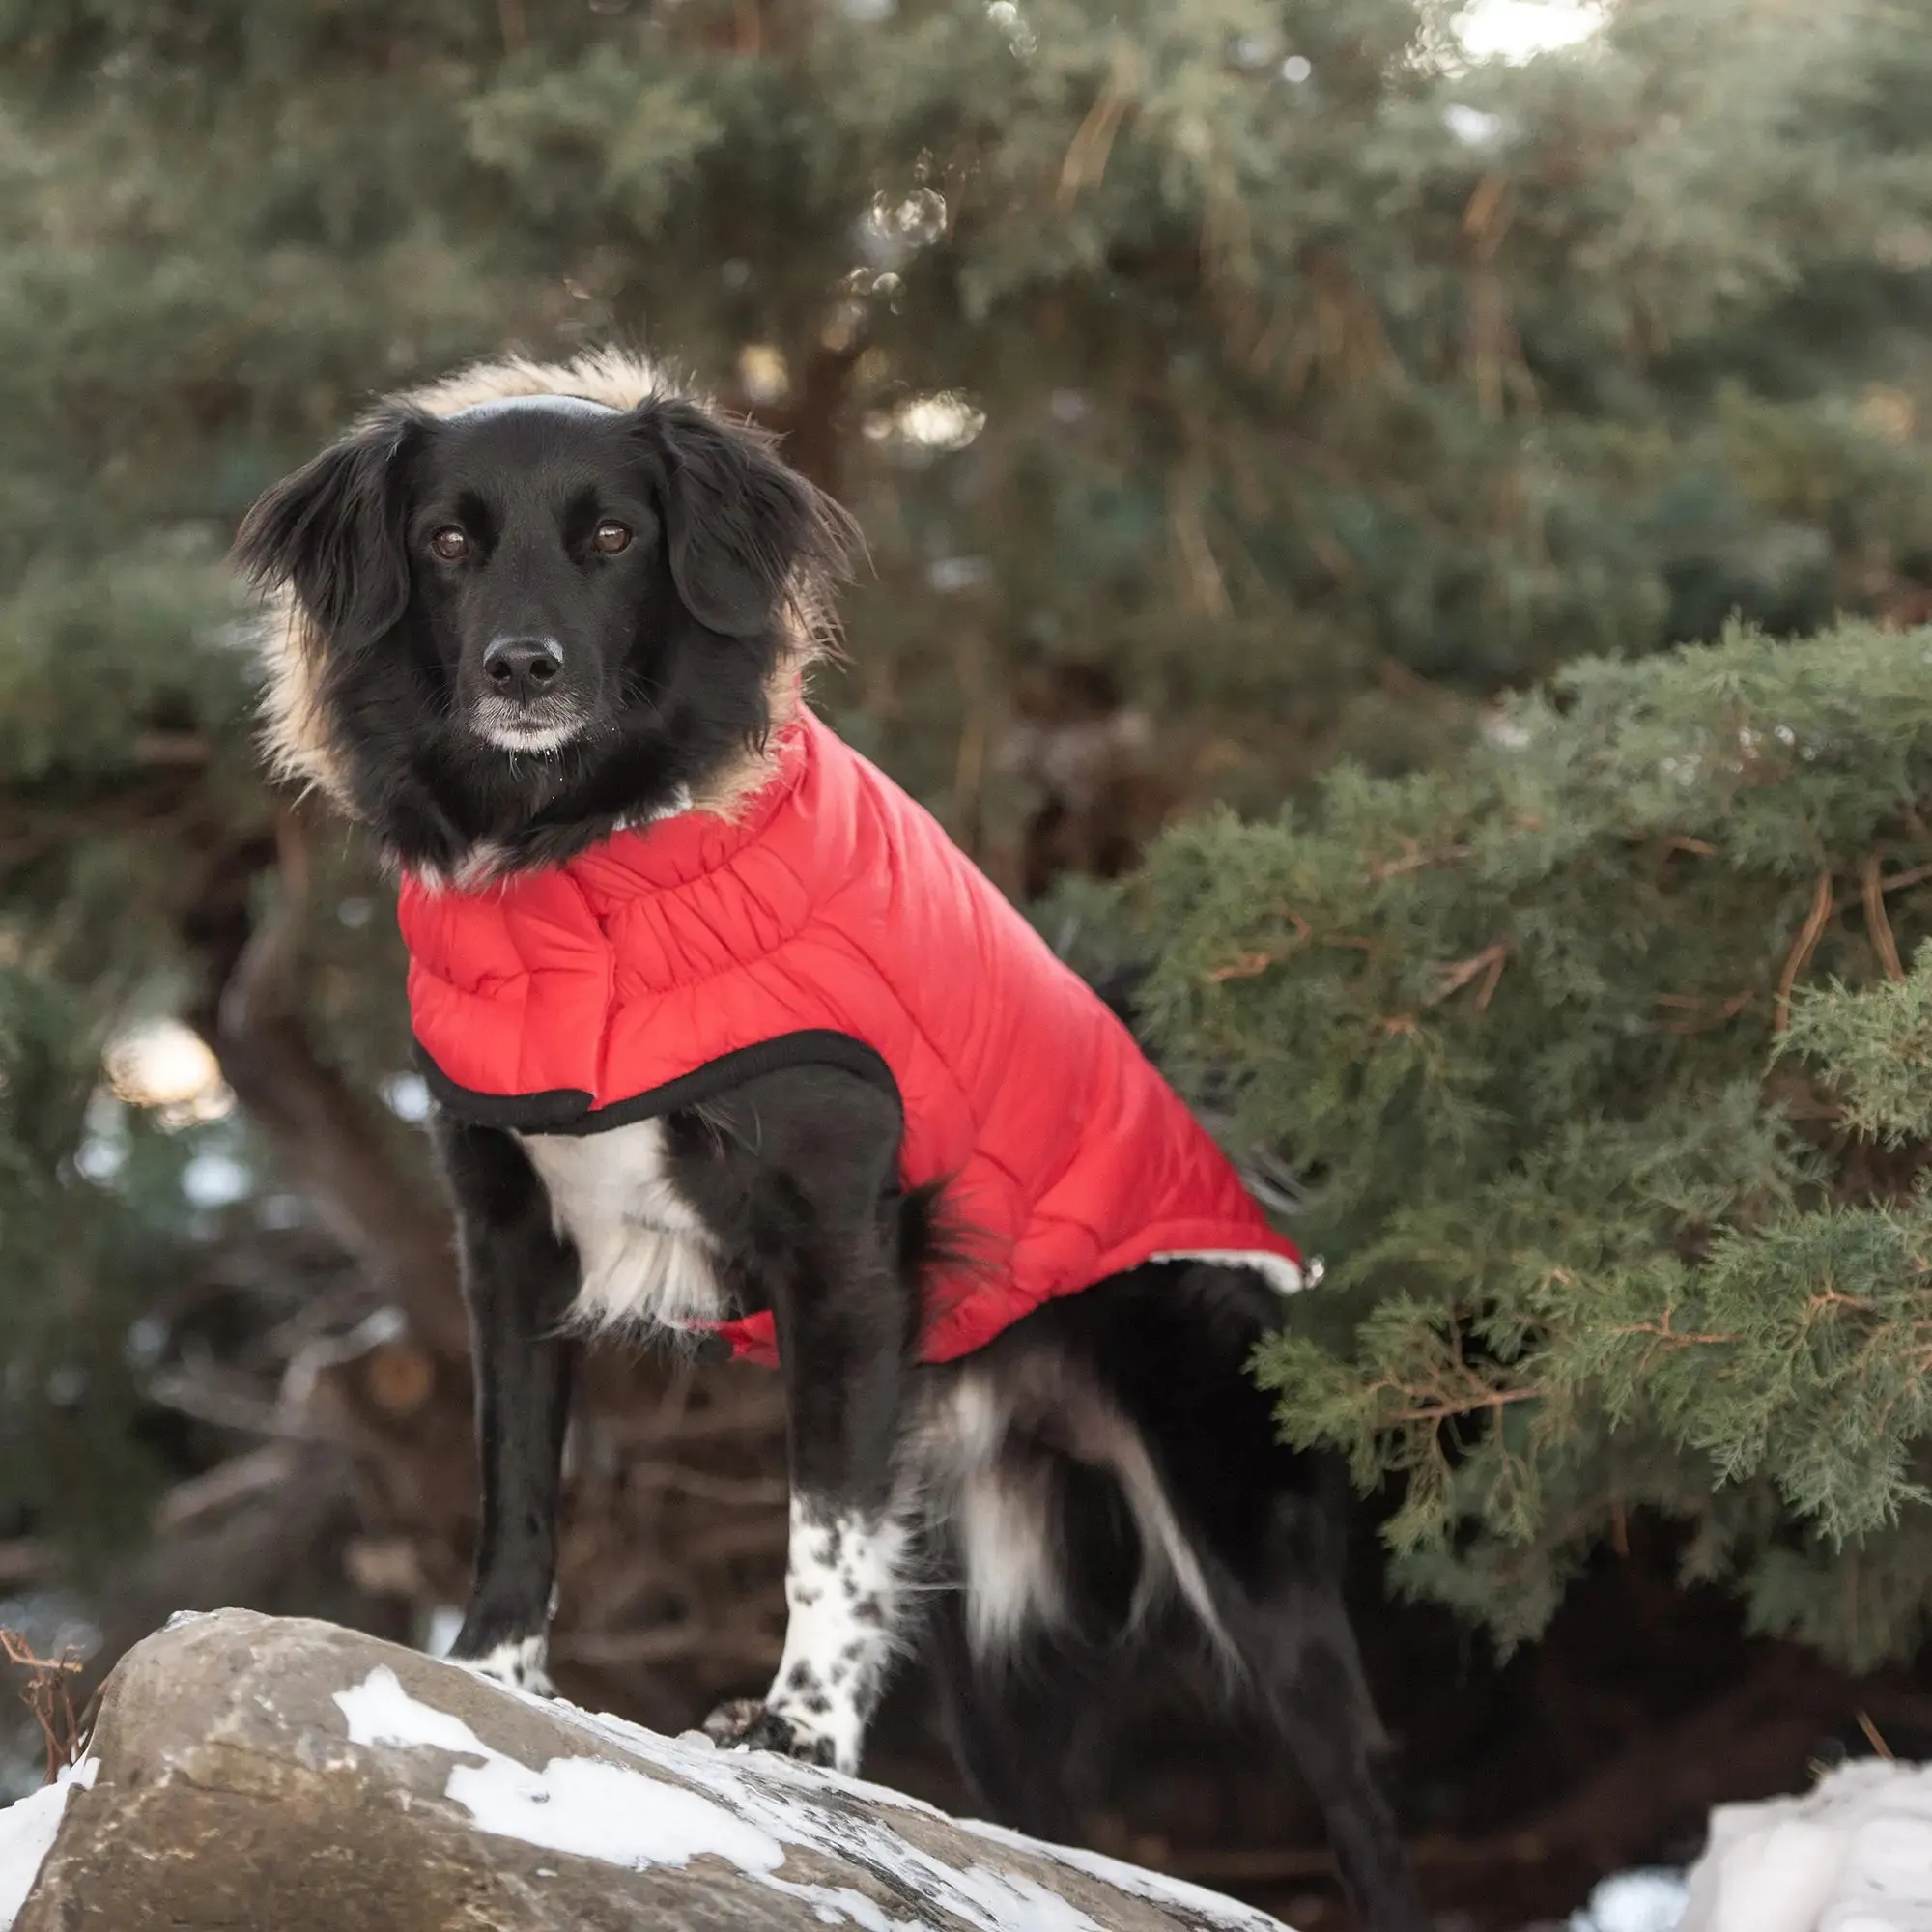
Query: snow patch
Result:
<box><xmin>543</xmin><ymin>1692</ymin><xmax>1282</xmax><ymax>1927</ymax></box>
<box><xmin>944</xmin><ymin>1814</ymin><xmax>1287</xmax><ymax>1929</ymax></box>
<box><xmin>445</xmin><ymin>1753</ymin><xmax>786</xmax><ymax>1880</ymax></box>
<box><xmin>532</xmin><ymin>1690</ymin><xmax>1282</xmax><ymax>1926</ymax></box>
<box><xmin>332</xmin><ymin>1664</ymin><xmax>1278</xmax><ymax>1929</ymax></box>
<box><xmin>0</xmin><ymin>1758</ymin><xmax>98</xmax><ymax>1931</ymax></box>
<box><xmin>336</xmin><ymin>1666</ymin><xmax>493</xmax><ymax>1759</ymax></box>
<box><xmin>1678</xmin><ymin>1758</ymin><xmax>1932</xmax><ymax>1932</ymax></box>
<box><xmin>1571</xmin><ymin>1868</ymin><xmax>1690</xmax><ymax>1932</ymax></box>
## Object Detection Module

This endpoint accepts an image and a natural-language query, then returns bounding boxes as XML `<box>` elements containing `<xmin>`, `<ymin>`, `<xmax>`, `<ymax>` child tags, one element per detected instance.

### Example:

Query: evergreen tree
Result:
<box><xmin>1127</xmin><ymin>620</ymin><xmax>1932</xmax><ymax>1669</ymax></box>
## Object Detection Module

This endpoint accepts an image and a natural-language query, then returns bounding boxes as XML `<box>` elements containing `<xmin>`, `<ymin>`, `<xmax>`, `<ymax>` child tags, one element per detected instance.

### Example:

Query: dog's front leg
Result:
<box><xmin>712</xmin><ymin>1485</ymin><xmax>915</xmax><ymax>1776</ymax></box>
<box><xmin>704</xmin><ymin>1248</ymin><xmax>915</xmax><ymax>1774</ymax></box>
<box><xmin>435</xmin><ymin>1117</ymin><xmax>581</xmax><ymax>1696</ymax></box>
<box><xmin>696</xmin><ymin>1073</ymin><xmax>918</xmax><ymax>1776</ymax></box>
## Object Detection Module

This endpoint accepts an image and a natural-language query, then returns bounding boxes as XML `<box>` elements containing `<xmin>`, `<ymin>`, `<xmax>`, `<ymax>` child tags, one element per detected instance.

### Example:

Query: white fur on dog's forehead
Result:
<box><xmin>251</xmin><ymin>347</ymin><xmax>826</xmax><ymax>830</ymax></box>
<box><xmin>402</xmin><ymin>347</ymin><xmax>676</xmax><ymax>422</ymax></box>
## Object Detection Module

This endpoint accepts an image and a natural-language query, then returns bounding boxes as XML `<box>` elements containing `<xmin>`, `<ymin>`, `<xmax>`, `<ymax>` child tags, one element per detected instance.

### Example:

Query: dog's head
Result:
<box><xmin>236</xmin><ymin>355</ymin><xmax>857</xmax><ymax>879</ymax></box>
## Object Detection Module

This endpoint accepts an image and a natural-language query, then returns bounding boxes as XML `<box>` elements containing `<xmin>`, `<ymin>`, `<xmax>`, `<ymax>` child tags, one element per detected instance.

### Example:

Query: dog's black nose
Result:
<box><xmin>482</xmin><ymin>636</ymin><xmax>564</xmax><ymax>697</ymax></box>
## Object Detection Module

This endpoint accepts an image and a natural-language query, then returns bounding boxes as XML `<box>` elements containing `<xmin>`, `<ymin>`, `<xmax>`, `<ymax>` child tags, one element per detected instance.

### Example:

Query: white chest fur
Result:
<box><xmin>519</xmin><ymin>1120</ymin><xmax>724</xmax><ymax>1336</ymax></box>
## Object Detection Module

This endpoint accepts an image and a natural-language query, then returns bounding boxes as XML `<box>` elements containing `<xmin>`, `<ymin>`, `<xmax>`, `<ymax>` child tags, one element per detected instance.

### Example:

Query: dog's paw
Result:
<box><xmin>701</xmin><ymin>1696</ymin><xmax>838</xmax><ymax>1768</ymax></box>
<box><xmin>454</xmin><ymin>1634</ymin><xmax>555</xmax><ymax>1699</ymax></box>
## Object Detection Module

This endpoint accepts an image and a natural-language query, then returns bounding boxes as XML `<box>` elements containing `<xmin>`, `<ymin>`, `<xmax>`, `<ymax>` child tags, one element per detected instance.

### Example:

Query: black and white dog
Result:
<box><xmin>237</xmin><ymin>351</ymin><xmax>1426</xmax><ymax>1932</ymax></box>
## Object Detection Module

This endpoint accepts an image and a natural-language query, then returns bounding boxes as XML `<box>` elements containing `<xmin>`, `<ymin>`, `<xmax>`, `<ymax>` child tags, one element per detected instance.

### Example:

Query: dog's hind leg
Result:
<box><xmin>1014</xmin><ymin>1263</ymin><xmax>1430</xmax><ymax>1932</ymax></box>
<box><xmin>437</xmin><ymin>1117</ymin><xmax>582</xmax><ymax>1696</ymax></box>
<box><xmin>918</xmin><ymin>1373</ymin><xmax>1175</xmax><ymax>1846</ymax></box>
<box><xmin>923</xmin><ymin>1574</ymin><xmax>1104</xmax><ymax>1846</ymax></box>
<box><xmin>1219</xmin><ymin>1540</ymin><xmax>1429</xmax><ymax>1932</ymax></box>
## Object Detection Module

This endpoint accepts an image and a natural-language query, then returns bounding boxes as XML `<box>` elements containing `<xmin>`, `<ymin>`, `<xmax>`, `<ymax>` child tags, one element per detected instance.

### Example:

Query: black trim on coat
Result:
<box><xmin>413</xmin><ymin>1028</ymin><xmax>903</xmax><ymax>1136</ymax></box>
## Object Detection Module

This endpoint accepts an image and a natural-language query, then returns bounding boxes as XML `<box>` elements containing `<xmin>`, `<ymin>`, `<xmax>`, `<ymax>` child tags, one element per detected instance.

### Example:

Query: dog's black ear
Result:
<box><xmin>639</xmin><ymin>400</ymin><xmax>858</xmax><ymax>638</ymax></box>
<box><xmin>234</xmin><ymin>412</ymin><xmax>417</xmax><ymax>639</ymax></box>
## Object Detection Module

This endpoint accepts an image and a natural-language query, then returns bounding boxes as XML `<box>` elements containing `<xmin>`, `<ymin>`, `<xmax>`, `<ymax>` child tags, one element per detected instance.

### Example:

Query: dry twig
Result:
<box><xmin>1</xmin><ymin>1629</ymin><xmax>85</xmax><ymax>1782</ymax></box>
<box><xmin>1862</xmin><ymin>855</ymin><xmax>1907</xmax><ymax>982</ymax></box>
<box><xmin>1056</xmin><ymin>47</ymin><xmax>1136</xmax><ymax>209</ymax></box>
<box><xmin>1775</xmin><ymin>869</ymin><xmax>1836</xmax><ymax>1032</ymax></box>
<box><xmin>1426</xmin><ymin>943</ymin><xmax>1508</xmax><ymax>1011</ymax></box>
<box><xmin>1206</xmin><ymin>950</ymin><xmax>1280</xmax><ymax>983</ymax></box>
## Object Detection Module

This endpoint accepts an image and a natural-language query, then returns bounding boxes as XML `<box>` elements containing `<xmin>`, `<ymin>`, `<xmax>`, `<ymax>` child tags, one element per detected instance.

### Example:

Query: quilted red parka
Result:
<box><xmin>399</xmin><ymin>710</ymin><xmax>1304</xmax><ymax>1366</ymax></box>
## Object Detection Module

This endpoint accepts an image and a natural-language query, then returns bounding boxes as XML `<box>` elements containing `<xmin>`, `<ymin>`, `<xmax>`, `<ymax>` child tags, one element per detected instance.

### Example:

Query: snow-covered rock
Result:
<box><xmin>0</xmin><ymin>1606</ymin><xmax>1293</xmax><ymax>1931</ymax></box>
<box><xmin>0</xmin><ymin>1757</ymin><xmax>95</xmax><ymax>1930</ymax></box>
<box><xmin>1570</xmin><ymin>1868</ymin><xmax>1690</xmax><ymax>1932</ymax></box>
<box><xmin>1675</xmin><ymin>1757</ymin><xmax>1932</xmax><ymax>1932</ymax></box>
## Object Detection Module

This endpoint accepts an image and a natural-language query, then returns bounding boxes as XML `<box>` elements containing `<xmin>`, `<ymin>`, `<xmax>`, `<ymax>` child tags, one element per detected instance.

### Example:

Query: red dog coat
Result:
<box><xmin>400</xmin><ymin>710</ymin><xmax>1303</xmax><ymax>1365</ymax></box>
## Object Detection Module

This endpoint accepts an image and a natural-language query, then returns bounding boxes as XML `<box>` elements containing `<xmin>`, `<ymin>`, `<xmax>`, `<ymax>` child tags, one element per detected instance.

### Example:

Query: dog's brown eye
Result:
<box><xmin>592</xmin><ymin>522</ymin><xmax>633</xmax><ymax>555</ymax></box>
<box><xmin>430</xmin><ymin>526</ymin><xmax>469</xmax><ymax>562</ymax></box>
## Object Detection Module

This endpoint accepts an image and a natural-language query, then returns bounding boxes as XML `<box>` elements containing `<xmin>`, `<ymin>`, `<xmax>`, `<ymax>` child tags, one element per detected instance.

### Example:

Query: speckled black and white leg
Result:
<box><xmin>682</xmin><ymin>1066</ymin><xmax>924</xmax><ymax>1779</ymax></box>
<box><xmin>457</xmin><ymin>1631</ymin><xmax>556</xmax><ymax>1699</ymax></box>
<box><xmin>705</xmin><ymin>1497</ymin><xmax>911</xmax><ymax>1772</ymax></box>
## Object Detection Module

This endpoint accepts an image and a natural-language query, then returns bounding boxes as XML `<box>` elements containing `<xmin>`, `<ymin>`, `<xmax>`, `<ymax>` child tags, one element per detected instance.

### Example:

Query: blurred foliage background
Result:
<box><xmin>6</xmin><ymin>0</ymin><xmax>1932</xmax><ymax>1922</ymax></box>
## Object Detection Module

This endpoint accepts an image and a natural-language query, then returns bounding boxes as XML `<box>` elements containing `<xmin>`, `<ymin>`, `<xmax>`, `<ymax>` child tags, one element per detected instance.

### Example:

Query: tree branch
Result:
<box><xmin>177</xmin><ymin>815</ymin><xmax>469</xmax><ymax>1359</ymax></box>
